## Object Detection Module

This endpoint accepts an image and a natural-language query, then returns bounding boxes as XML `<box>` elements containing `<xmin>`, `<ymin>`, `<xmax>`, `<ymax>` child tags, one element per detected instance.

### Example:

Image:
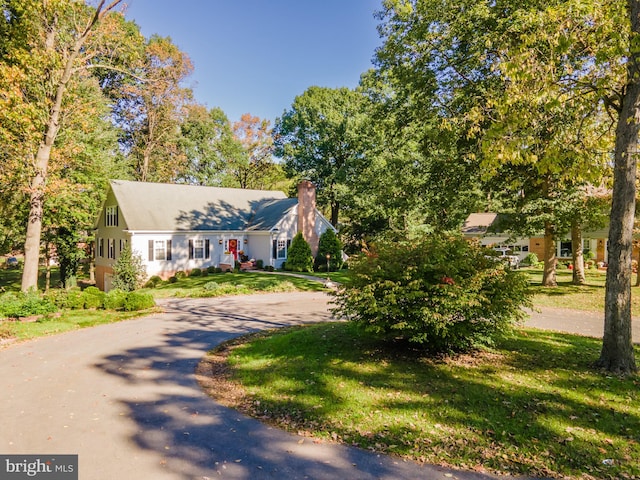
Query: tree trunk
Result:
<box><xmin>20</xmin><ymin>0</ymin><xmax>122</xmax><ymax>290</ymax></box>
<box><xmin>636</xmin><ymin>246</ymin><xmax>640</xmax><ymax>287</ymax></box>
<box><xmin>571</xmin><ymin>221</ymin><xmax>586</xmax><ymax>285</ymax></box>
<box><xmin>596</xmin><ymin>0</ymin><xmax>640</xmax><ymax>375</ymax></box>
<box><xmin>541</xmin><ymin>222</ymin><xmax>557</xmax><ymax>286</ymax></box>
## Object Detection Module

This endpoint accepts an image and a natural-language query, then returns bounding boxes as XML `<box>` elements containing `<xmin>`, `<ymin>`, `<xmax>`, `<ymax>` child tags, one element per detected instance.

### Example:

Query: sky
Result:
<box><xmin>122</xmin><ymin>0</ymin><xmax>384</xmax><ymax>125</ymax></box>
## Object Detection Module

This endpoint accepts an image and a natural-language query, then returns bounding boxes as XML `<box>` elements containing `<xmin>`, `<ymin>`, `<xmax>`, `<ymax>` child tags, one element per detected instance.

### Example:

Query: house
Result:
<box><xmin>461</xmin><ymin>212</ymin><xmax>610</xmax><ymax>263</ymax></box>
<box><xmin>94</xmin><ymin>180</ymin><xmax>335</xmax><ymax>291</ymax></box>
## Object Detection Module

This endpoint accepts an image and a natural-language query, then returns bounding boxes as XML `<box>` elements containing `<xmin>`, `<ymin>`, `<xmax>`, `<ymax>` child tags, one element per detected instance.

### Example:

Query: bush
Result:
<box><xmin>522</xmin><ymin>252</ymin><xmax>539</xmax><ymax>267</ymax></box>
<box><xmin>203</xmin><ymin>281</ymin><xmax>220</xmax><ymax>291</ymax></box>
<box><xmin>189</xmin><ymin>268</ymin><xmax>202</xmax><ymax>277</ymax></box>
<box><xmin>123</xmin><ymin>292</ymin><xmax>155</xmax><ymax>311</ymax></box>
<box><xmin>112</xmin><ymin>246</ymin><xmax>147</xmax><ymax>292</ymax></box>
<box><xmin>168</xmin><ymin>275</ymin><xmax>178</xmax><ymax>283</ymax></box>
<box><xmin>82</xmin><ymin>286</ymin><xmax>105</xmax><ymax>309</ymax></box>
<box><xmin>200</xmin><ymin>269</ymin><xmax>208</xmax><ymax>277</ymax></box>
<box><xmin>315</xmin><ymin>229</ymin><xmax>343</xmax><ymax>272</ymax></box>
<box><xmin>175</xmin><ymin>271</ymin><xmax>187</xmax><ymax>279</ymax></box>
<box><xmin>0</xmin><ymin>290</ymin><xmax>57</xmax><ymax>319</ymax></box>
<box><xmin>65</xmin><ymin>288</ymin><xmax>86</xmax><ymax>310</ymax></box>
<box><xmin>144</xmin><ymin>275</ymin><xmax>163</xmax><ymax>288</ymax></box>
<box><xmin>256</xmin><ymin>259</ymin><xmax>264</xmax><ymax>269</ymax></box>
<box><xmin>104</xmin><ymin>289</ymin><xmax>128</xmax><ymax>310</ymax></box>
<box><xmin>332</xmin><ymin>234</ymin><xmax>532</xmax><ymax>354</ymax></box>
<box><xmin>285</xmin><ymin>233</ymin><xmax>313</xmax><ymax>272</ymax></box>
<box><xmin>207</xmin><ymin>266</ymin><xmax>217</xmax><ymax>274</ymax></box>
<box><xmin>264</xmin><ymin>265</ymin><xmax>275</xmax><ymax>272</ymax></box>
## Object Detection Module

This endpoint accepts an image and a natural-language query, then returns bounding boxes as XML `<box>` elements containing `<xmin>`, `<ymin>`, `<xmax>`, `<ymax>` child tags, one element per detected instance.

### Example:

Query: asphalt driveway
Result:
<box><xmin>0</xmin><ymin>292</ymin><xmax>506</xmax><ymax>480</ymax></box>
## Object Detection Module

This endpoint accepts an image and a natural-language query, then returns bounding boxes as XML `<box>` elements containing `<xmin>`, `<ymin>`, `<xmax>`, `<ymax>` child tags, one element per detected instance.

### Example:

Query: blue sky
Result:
<box><xmin>122</xmin><ymin>1</ymin><xmax>383</xmax><ymax>125</ymax></box>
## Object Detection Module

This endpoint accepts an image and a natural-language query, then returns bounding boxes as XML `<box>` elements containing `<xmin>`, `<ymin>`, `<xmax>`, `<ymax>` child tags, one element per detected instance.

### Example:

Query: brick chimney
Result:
<box><xmin>297</xmin><ymin>180</ymin><xmax>319</xmax><ymax>256</ymax></box>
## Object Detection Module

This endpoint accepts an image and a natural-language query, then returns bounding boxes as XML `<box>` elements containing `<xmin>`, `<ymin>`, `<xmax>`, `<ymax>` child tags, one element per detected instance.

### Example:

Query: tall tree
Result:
<box><xmin>228</xmin><ymin>113</ymin><xmax>284</xmax><ymax>190</ymax></box>
<box><xmin>0</xmin><ymin>0</ymin><xmax>137</xmax><ymax>291</ymax></box>
<box><xmin>597</xmin><ymin>0</ymin><xmax>640</xmax><ymax>374</ymax></box>
<box><xmin>177</xmin><ymin>104</ymin><xmax>240</xmax><ymax>186</ymax></box>
<box><xmin>116</xmin><ymin>34</ymin><xmax>194</xmax><ymax>182</ymax></box>
<box><xmin>274</xmin><ymin>86</ymin><xmax>367</xmax><ymax>227</ymax></box>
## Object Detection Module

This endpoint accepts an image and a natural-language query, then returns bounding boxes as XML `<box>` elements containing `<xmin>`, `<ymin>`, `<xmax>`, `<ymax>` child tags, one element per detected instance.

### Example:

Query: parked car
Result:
<box><xmin>6</xmin><ymin>256</ymin><xmax>18</xmax><ymax>268</ymax></box>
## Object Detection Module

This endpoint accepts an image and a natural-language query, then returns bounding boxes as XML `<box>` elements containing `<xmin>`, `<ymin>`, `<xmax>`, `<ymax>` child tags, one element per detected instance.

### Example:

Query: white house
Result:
<box><xmin>94</xmin><ymin>180</ymin><xmax>335</xmax><ymax>291</ymax></box>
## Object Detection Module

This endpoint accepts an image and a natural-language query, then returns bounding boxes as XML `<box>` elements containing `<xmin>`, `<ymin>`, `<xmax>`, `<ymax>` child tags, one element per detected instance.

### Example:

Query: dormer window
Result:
<box><xmin>105</xmin><ymin>205</ymin><xmax>118</xmax><ymax>227</ymax></box>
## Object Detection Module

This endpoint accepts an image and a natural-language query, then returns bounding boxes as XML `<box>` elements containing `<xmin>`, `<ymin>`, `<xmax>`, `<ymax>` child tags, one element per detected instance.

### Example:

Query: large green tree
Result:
<box><xmin>274</xmin><ymin>86</ymin><xmax>367</xmax><ymax>227</ymax></box>
<box><xmin>0</xmin><ymin>0</ymin><xmax>138</xmax><ymax>291</ymax></box>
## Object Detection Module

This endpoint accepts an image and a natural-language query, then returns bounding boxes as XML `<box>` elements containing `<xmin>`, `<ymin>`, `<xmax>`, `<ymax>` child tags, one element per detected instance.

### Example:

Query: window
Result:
<box><xmin>272</xmin><ymin>238</ymin><xmax>291</xmax><ymax>260</ymax></box>
<box><xmin>108</xmin><ymin>239</ymin><xmax>115</xmax><ymax>259</ymax></box>
<box><xmin>105</xmin><ymin>205</ymin><xmax>118</xmax><ymax>227</ymax></box>
<box><xmin>189</xmin><ymin>239</ymin><xmax>210</xmax><ymax>259</ymax></box>
<box><xmin>148</xmin><ymin>239</ymin><xmax>172</xmax><ymax>261</ymax></box>
<box><xmin>98</xmin><ymin>238</ymin><xmax>104</xmax><ymax>258</ymax></box>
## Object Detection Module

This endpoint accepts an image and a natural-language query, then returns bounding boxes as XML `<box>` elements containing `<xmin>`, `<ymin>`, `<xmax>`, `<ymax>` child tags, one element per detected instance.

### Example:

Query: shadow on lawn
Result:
<box><xmin>226</xmin><ymin>323</ymin><xmax>640</xmax><ymax>478</ymax></box>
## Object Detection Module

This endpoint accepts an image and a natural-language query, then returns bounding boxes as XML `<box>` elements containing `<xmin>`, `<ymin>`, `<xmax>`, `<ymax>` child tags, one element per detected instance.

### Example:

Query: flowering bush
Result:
<box><xmin>332</xmin><ymin>234</ymin><xmax>532</xmax><ymax>354</ymax></box>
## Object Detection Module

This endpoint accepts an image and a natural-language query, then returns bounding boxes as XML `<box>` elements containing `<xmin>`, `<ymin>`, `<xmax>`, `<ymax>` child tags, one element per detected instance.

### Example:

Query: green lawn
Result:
<box><xmin>215</xmin><ymin>322</ymin><xmax>640</xmax><ymax>479</ymax></box>
<box><xmin>524</xmin><ymin>267</ymin><xmax>640</xmax><ymax>316</ymax></box>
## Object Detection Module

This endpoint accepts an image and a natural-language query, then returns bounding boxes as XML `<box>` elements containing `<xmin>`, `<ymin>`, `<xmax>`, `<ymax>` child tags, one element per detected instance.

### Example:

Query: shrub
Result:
<box><xmin>0</xmin><ymin>290</ymin><xmax>57</xmax><ymax>319</ymax></box>
<box><xmin>256</xmin><ymin>259</ymin><xmax>264</xmax><ymax>269</ymax></box>
<box><xmin>65</xmin><ymin>288</ymin><xmax>86</xmax><ymax>310</ymax></box>
<box><xmin>332</xmin><ymin>234</ymin><xmax>532</xmax><ymax>354</ymax></box>
<box><xmin>168</xmin><ymin>275</ymin><xmax>178</xmax><ymax>283</ymax></box>
<box><xmin>315</xmin><ymin>229</ymin><xmax>343</xmax><ymax>271</ymax></box>
<box><xmin>285</xmin><ymin>233</ymin><xmax>313</xmax><ymax>272</ymax></box>
<box><xmin>82</xmin><ymin>286</ymin><xmax>105</xmax><ymax>309</ymax></box>
<box><xmin>103</xmin><ymin>289</ymin><xmax>128</xmax><ymax>310</ymax></box>
<box><xmin>144</xmin><ymin>275</ymin><xmax>163</xmax><ymax>288</ymax></box>
<box><xmin>189</xmin><ymin>268</ymin><xmax>202</xmax><ymax>277</ymax></box>
<box><xmin>200</xmin><ymin>269</ymin><xmax>208</xmax><ymax>277</ymax></box>
<box><xmin>203</xmin><ymin>281</ymin><xmax>220</xmax><ymax>291</ymax></box>
<box><xmin>264</xmin><ymin>265</ymin><xmax>275</xmax><ymax>272</ymax></box>
<box><xmin>123</xmin><ymin>292</ymin><xmax>155</xmax><ymax>311</ymax></box>
<box><xmin>112</xmin><ymin>246</ymin><xmax>147</xmax><ymax>292</ymax></box>
<box><xmin>175</xmin><ymin>271</ymin><xmax>187</xmax><ymax>279</ymax></box>
<box><xmin>207</xmin><ymin>266</ymin><xmax>217</xmax><ymax>274</ymax></box>
<box><xmin>522</xmin><ymin>252</ymin><xmax>539</xmax><ymax>266</ymax></box>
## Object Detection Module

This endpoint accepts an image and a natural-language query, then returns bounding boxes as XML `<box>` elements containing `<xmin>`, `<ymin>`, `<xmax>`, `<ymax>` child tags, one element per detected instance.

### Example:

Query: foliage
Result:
<box><xmin>82</xmin><ymin>286</ymin><xmax>105</xmax><ymax>309</ymax></box>
<box><xmin>111</xmin><ymin>246</ymin><xmax>147</xmax><ymax>292</ymax></box>
<box><xmin>274</xmin><ymin>86</ymin><xmax>368</xmax><ymax>226</ymax></box>
<box><xmin>332</xmin><ymin>235</ymin><xmax>532</xmax><ymax>353</ymax></box>
<box><xmin>123</xmin><ymin>291</ymin><xmax>155</xmax><ymax>311</ymax></box>
<box><xmin>283</xmin><ymin>233</ymin><xmax>313</xmax><ymax>273</ymax></box>
<box><xmin>103</xmin><ymin>289</ymin><xmax>128</xmax><ymax>310</ymax></box>
<box><xmin>0</xmin><ymin>290</ymin><xmax>56</xmax><ymax>319</ymax></box>
<box><xmin>189</xmin><ymin>268</ymin><xmax>202</xmax><ymax>277</ymax></box>
<box><xmin>314</xmin><ymin>229</ymin><xmax>343</xmax><ymax>271</ymax></box>
<box><xmin>144</xmin><ymin>275</ymin><xmax>163</xmax><ymax>288</ymax></box>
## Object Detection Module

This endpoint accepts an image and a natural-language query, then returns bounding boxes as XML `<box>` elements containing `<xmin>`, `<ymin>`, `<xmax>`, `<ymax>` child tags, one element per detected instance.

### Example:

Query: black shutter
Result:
<box><xmin>116</xmin><ymin>206</ymin><xmax>119</xmax><ymax>227</ymax></box>
<box><xmin>189</xmin><ymin>239</ymin><xmax>194</xmax><ymax>259</ymax></box>
<box><xmin>205</xmin><ymin>239</ymin><xmax>210</xmax><ymax>259</ymax></box>
<box><xmin>167</xmin><ymin>240</ymin><xmax>172</xmax><ymax>260</ymax></box>
<box><xmin>148</xmin><ymin>240</ymin><xmax>154</xmax><ymax>261</ymax></box>
<box><xmin>272</xmin><ymin>239</ymin><xmax>277</xmax><ymax>258</ymax></box>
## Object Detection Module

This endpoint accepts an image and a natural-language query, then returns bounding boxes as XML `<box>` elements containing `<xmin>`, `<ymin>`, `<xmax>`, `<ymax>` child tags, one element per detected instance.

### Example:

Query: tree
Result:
<box><xmin>228</xmin><ymin>113</ymin><xmax>283</xmax><ymax>189</ymax></box>
<box><xmin>111</xmin><ymin>245</ymin><xmax>146</xmax><ymax>292</ymax></box>
<box><xmin>596</xmin><ymin>0</ymin><xmax>640</xmax><ymax>375</ymax></box>
<box><xmin>274</xmin><ymin>86</ymin><xmax>367</xmax><ymax>227</ymax></box>
<box><xmin>177</xmin><ymin>104</ymin><xmax>240</xmax><ymax>186</ymax></box>
<box><xmin>283</xmin><ymin>233</ymin><xmax>313</xmax><ymax>272</ymax></box>
<box><xmin>0</xmin><ymin>0</ymin><xmax>137</xmax><ymax>291</ymax></box>
<box><xmin>315</xmin><ymin>228</ymin><xmax>343</xmax><ymax>272</ymax></box>
<box><xmin>116</xmin><ymin>34</ymin><xmax>194</xmax><ymax>182</ymax></box>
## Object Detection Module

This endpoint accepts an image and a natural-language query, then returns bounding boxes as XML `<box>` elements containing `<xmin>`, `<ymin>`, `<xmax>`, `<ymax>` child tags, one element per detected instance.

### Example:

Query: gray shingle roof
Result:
<box><xmin>110</xmin><ymin>180</ymin><xmax>292</xmax><ymax>232</ymax></box>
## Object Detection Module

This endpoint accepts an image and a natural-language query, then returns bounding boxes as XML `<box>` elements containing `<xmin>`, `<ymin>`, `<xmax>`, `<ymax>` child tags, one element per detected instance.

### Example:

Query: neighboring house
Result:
<box><xmin>94</xmin><ymin>180</ymin><xmax>335</xmax><ymax>291</ymax></box>
<box><xmin>461</xmin><ymin>213</ymin><xmax>610</xmax><ymax>263</ymax></box>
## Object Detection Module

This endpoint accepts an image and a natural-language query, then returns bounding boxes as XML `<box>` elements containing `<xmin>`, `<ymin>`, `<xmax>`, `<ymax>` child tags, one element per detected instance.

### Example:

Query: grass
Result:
<box><xmin>524</xmin><ymin>267</ymin><xmax>640</xmax><ymax>316</ymax></box>
<box><xmin>145</xmin><ymin>271</ymin><xmax>329</xmax><ymax>298</ymax></box>
<box><xmin>0</xmin><ymin>308</ymin><xmax>155</xmax><ymax>343</ymax></box>
<box><xmin>215</xmin><ymin>322</ymin><xmax>640</xmax><ymax>479</ymax></box>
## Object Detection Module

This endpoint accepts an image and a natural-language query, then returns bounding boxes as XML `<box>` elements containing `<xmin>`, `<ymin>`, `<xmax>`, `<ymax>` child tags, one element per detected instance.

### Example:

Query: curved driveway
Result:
<box><xmin>0</xmin><ymin>292</ymin><xmax>504</xmax><ymax>480</ymax></box>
